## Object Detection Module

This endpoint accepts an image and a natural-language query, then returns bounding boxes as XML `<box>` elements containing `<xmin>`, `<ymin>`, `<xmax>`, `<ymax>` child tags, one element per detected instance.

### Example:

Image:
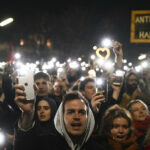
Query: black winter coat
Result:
<box><xmin>14</xmin><ymin>126</ymin><xmax>105</xmax><ymax>150</ymax></box>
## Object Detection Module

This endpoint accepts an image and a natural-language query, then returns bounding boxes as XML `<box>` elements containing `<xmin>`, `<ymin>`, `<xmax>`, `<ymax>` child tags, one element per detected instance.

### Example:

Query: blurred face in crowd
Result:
<box><xmin>63</xmin><ymin>99</ymin><xmax>87</xmax><ymax>136</ymax></box>
<box><xmin>81</xmin><ymin>81</ymin><xmax>96</xmax><ymax>101</ymax></box>
<box><xmin>144</xmin><ymin>70</ymin><xmax>150</xmax><ymax>82</ymax></box>
<box><xmin>61</xmin><ymin>78</ymin><xmax>67</xmax><ymax>91</ymax></box>
<box><xmin>53</xmin><ymin>81</ymin><xmax>63</xmax><ymax>96</ymax></box>
<box><xmin>127</xmin><ymin>74</ymin><xmax>138</xmax><ymax>91</ymax></box>
<box><xmin>35</xmin><ymin>78</ymin><xmax>50</xmax><ymax>97</ymax></box>
<box><xmin>37</xmin><ymin>100</ymin><xmax>51</xmax><ymax>122</ymax></box>
<box><xmin>131</xmin><ymin>102</ymin><xmax>148</xmax><ymax>121</ymax></box>
<box><xmin>111</xmin><ymin>117</ymin><xmax>129</xmax><ymax>143</ymax></box>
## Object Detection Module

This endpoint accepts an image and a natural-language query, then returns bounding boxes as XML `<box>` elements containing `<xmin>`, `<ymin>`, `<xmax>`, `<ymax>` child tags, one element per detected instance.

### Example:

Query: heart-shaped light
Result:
<box><xmin>96</xmin><ymin>48</ymin><xmax>110</xmax><ymax>60</ymax></box>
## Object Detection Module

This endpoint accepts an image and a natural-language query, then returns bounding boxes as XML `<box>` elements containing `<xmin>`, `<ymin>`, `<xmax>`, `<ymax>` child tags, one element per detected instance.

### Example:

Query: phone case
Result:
<box><xmin>18</xmin><ymin>71</ymin><xmax>35</xmax><ymax>100</ymax></box>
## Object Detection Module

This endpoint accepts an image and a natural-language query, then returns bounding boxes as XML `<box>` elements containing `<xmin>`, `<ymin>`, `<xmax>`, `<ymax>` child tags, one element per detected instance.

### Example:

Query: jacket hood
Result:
<box><xmin>54</xmin><ymin>102</ymin><xmax>95</xmax><ymax>150</ymax></box>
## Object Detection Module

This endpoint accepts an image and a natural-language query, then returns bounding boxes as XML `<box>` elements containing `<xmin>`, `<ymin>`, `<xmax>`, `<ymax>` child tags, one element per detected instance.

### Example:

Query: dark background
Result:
<box><xmin>0</xmin><ymin>0</ymin><xmax>150</xmax><ymax>64</ymax></box>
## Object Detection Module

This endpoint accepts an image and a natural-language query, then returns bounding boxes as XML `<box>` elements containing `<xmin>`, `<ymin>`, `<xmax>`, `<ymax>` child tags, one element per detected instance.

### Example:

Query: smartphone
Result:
<box><xmin>18</xmin><ymin>71</ymin><xmax>35</xmax><ymax>100</ymax></box>
<box><xmin>95</xmin><ymin>90</ymin><xmax>104</xmax><ymax>98</ymax></box>
<box><xmin>113</xmin><ymin>76</ymin><xmax>122</xmax><ymax>86</ymax></box>
<box><xmin>96</xmin><ymin>79</ymin><xmax>107</xmax><ymax>102</ymax></box>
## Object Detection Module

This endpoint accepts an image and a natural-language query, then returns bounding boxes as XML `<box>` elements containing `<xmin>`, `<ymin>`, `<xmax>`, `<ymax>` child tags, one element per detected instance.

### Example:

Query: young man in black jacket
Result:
<box><xmin>14</xmin><ymin>85</ymin><xmax>105</xmax><ymax>150</ymax></box>
<box><xmin>78</xmin><ymin>76</ymin><xmax>123</xmax><ymax>135</ymax></box>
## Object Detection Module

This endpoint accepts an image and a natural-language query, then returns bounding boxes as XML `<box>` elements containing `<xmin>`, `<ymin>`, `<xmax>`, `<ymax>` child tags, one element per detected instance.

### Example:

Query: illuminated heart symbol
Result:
<box><xmin>96</xmin><ymin>48</ymin><xmax>110</xmax><ymax>59</ymax></box>
<box><xmin>99</xmin><ymin>51</ymin><xmax>107</xmax><ymax>57</ymax></box>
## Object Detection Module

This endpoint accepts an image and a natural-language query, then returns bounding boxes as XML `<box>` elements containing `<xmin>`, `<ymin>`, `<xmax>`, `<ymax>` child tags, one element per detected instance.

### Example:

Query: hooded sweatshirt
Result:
<box><xmin>54</xmin><ymin>102</ymin><xmax>95</xmax><ymax>150</ymax></box>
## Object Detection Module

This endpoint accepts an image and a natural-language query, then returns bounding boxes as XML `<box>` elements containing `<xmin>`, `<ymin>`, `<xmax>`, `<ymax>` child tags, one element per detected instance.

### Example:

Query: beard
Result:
<box><xmin>126</xmin><ymin>84</ymin><xmax>137</xmax><ymax>95</ymax></box>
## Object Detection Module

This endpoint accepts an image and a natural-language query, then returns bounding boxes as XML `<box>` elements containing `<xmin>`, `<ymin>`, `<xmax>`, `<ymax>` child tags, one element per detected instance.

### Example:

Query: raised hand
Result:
<box><xmin>91</xmin><ymin>91</ymin><xmax>105</xmax><ymax>113</ymax></box>
<box><xmin>14</xmin><ymin>84</ymin><xmax>35</xmax><ymax>113</ymax></box>
<box><xmin>14</xmin><ymin>84</ymin><xmax>35</xmax><ymax>130</ymax></box>
<box><xmin>113</xmin><ymin>41</ymin><xmax>123</xmax><ymax>57</ymax></box>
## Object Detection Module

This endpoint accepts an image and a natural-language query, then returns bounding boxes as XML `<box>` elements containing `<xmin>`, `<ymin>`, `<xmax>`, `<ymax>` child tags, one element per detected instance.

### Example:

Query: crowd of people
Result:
<box><xmin>0</xmin><ymin>41</ymin><xmax>150</xmax><ymax>150</ymax></box>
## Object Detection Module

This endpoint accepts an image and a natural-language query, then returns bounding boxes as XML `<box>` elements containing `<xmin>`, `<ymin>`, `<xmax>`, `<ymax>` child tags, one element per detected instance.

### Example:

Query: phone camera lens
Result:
<box><xmin>24</xmin><ymin>83</ymin><xmax>28</xmax><ymax>86</ymax></box>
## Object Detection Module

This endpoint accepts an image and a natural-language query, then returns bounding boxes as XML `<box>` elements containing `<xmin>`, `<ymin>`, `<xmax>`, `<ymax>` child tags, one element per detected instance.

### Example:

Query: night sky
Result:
<box><xmin>0</xmin><ymin>0</ymin><xmax>150</xmax><ymax>64</ymax></box>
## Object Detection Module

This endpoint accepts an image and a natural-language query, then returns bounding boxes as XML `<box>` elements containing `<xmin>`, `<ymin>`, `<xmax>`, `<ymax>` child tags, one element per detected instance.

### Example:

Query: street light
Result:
<box><xmin>0</xmin><ymin>17</ymin><xmax>14</xmax><ymax>62</ymax></box>
<box><xmin>0</xmin><ymin>18</ymin><xmax>14</xmax><ymax>27</ymax></box>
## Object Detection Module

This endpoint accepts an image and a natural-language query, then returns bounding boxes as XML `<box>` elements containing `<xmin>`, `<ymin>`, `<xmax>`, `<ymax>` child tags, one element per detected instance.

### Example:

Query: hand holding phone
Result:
<box><xmin>112</xmin><ymin>41</ymin><xmax>123</xmax><ymax>57</ymax></box>
<box><xmin>91</xmin><ymin>91</ymin><xmax>105</xmax><ymax>113</ymax></box>
<box><xmin>112</xmin><ymin>70</ymin><xmax>124</xmax><ymax>86</ymax></box>
<box><xmin>112</xmin><ymin>41</ymin><xmax>122</xmax><ymax>50</ymax></box>
<box><xmin>113</xmin><ymin>76</ymin><xmax>123</xmax><ymax>86</ymax></box>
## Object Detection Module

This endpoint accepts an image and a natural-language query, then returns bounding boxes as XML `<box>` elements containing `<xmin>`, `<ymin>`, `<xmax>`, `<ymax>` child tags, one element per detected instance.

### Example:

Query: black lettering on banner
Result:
<box><xmin>131</xmin><ymin>10</ymin><xmax>150</xmax><ymax>43</ymax></box>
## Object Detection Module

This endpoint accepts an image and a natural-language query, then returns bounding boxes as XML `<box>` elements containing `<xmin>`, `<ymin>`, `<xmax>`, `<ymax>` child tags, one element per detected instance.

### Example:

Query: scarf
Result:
<box><xmin>108</xmin><ymin>132</ymin><xmax>139</xmax><ymax>150</ymax></box>
<box><xmin>133</xmin><ymin>115</ymin><xmax>150</xmax><ymax>137</ymax></box>
<box><xmin>144</xmin><ymin>145</ymin><xmax>150</xmax><ymax>150</ymax></box>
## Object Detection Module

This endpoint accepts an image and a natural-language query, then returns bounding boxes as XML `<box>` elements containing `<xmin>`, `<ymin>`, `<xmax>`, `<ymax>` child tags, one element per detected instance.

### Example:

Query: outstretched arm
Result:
<box><xmin>14</xmin><ymin>84</ymin><xmax>35</xmax><ymax>130</ymax></box>
<box><xmin>113</xmin><ymin>41</ymin><xmax>123</xmax><ymax>69</ymax></box>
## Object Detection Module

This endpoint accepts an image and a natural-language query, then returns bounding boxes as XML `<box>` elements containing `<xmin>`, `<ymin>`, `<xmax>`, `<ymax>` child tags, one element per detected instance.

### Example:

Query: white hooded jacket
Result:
<box><xmin>54</xmin><ymin>101</ymin><xmax>95</xmax><ymax>150</ymax></box>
